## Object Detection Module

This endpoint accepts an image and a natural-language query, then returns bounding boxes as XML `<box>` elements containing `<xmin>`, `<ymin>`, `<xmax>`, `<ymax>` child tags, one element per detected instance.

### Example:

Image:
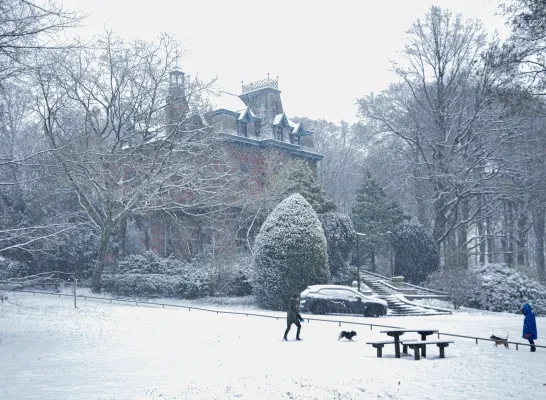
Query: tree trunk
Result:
<box><xmin>502</xmin><ymin>200</ymin><xmax>515</xmax><ymax>268</ymax></box>
<box><xmin>119</xmin><ymin>213</ymin><xmax>128</xmax><ymax>258</ymax></box>
<box><xmin>91</xmin><ymin>226</ymin><xmax>113</xmax><ymax>293</ymax></box>
<box><xmin>486</xmin><ymin>215</ymin><xmax>495</xmax><ymax>264</ymax></box>
<box><xmin>532</xmin><ymin>207</ymin><xmax>545</xmax><ymax>281</ymax></box>
<box><xmin>516</xmin><ymin>200</ymin><xmax>528</xmax><ymax>267</ymax></box>
<box><xmin>457</xmin><ymin>199</ymin><xmax>469</xmax><ymax>269</ymax></box>
<box><xmin>477</xmin><ymin>195</ymin><xmax>486</xmax><ymax>265</ymax></box>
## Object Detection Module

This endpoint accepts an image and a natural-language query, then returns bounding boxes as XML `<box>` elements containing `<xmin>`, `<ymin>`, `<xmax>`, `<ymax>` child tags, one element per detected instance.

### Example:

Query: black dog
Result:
<box><xmin>490</xmin><ymin>334</ymin><xmax>509</xmax><ymax>349</ymax></box>
<box><xmin>338</xmin><ymin>330</ymin><xmax>357</xmax><ymax>341</ymax></box>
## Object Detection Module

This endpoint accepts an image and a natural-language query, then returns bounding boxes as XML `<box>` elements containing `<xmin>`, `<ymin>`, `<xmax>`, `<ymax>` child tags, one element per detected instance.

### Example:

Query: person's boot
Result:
<box><xmin>296</xmin><ymin>327</ymin><xmax>301</xmax><ymax>340</ymax></box>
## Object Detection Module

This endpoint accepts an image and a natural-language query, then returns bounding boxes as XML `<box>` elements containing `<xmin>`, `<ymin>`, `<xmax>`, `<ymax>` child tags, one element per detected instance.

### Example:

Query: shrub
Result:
<box><xmin>470</xmin><ymin>264</ymin><xmax>546</xmax><ymax>316</ymax></box>
<box><xmin>113</xmin><ymin>251</ymin><xmax>187</xmax><ymax>275</ymax></box>
<box><xmin>102</xmin><ymin>251</ymin><xmax>253</xmax><ymax>299</ymax></box>
<box><xmin>0</xmin><ymin>256</ymin><xmax>30</xmax><ymax>279</ymax></box>
<box><xmin>253</xmin><ymin>193</ymin><xmax>330</xmax><ymax>310</ymax></box>
<box><xmin>428</xmin><ymin>268</ymin><xmax>481</xmax><ymax>310</ymax></box>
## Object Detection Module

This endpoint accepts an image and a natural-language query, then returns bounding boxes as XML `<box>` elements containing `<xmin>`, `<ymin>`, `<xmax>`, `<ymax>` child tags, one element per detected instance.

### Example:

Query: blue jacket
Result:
<box><xmin>522</xmin><ymin>303</ymin><xmax>538</xmax><ymax>340</ymax></box>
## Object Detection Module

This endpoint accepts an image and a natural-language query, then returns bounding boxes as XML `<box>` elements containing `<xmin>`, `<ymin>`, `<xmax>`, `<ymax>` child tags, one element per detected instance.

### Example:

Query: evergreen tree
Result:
<box><xmin>350</xmin><ymin>172</ymin><xmax>407</xmax><ymax>270</ymax></box>
<box><xmin>274</xmin><ymin>160</ymin><xmax>336</xmax><ymax>215</ymax></box>
<box><xmin>318</xmin><ymin>213</ymin><xmax>355</xmax><ymax>284</ymax></box>
<box><xmin>392</xmin><ymin>221</ymin><xmax>440</xmax><ymax>284</ymax></box>
<box><xmin>253</xmin><ymin>194</ymin><xmax>330</xmax><ymax>310</ymax></box>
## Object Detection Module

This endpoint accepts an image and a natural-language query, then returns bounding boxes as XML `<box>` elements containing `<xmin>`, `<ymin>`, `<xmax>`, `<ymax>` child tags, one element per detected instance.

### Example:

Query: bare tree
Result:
<box><xmin>34</xmin><ymin>32</ymin><xmax>238</xmax><ymax>291</ymax></box>
<box><xmin>0</xmin><ymin>0</ymin><xmax>84</xmax><ymax>81</ymax></box>
<box><xmin>357</xmin><ymin>6</ymin><xmax>521</xmax><ymax>266</ymax></box>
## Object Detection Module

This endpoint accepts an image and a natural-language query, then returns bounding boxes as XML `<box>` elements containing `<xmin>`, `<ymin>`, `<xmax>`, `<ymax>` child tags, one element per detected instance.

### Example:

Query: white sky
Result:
<box><xmin>60</xmin><ymin>0</ymin><xmax>508</xmax><ymax>123</ymax></box>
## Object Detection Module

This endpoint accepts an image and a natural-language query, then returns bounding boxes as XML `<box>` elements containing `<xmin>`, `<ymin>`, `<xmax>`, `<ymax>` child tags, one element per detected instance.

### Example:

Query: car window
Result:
<box><xmin>318</xmin><ymin>289</ymin><xmax>357</xmax><ymax>298</ymax></box>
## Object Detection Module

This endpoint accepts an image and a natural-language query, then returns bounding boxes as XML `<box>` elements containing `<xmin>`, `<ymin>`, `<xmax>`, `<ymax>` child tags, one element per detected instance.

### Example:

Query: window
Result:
<box><xmin>290</xmin><ymin>134</ymin><xmax>300</xmax><ymax>145</ymax></box>
<box><xmin>275</xmin><ymin>125</ymin><xmax>283</xmax><ymax>141</ymax></box>
<box><xmin>318</xmin><ymin>289</ymin><xmax>356</xmax><ymax>299</ymax></box>
<box><xmin>239</xmin><ymin>121</ymin><xmax>248</xmax><ymax>137</ymax></box>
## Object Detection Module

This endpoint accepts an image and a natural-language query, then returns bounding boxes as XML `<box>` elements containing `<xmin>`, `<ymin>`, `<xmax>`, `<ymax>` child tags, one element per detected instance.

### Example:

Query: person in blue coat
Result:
<box><xmin>522</xmin><ymin>303</ymin><xmax>537</xmax><ymax>352</ymax></box>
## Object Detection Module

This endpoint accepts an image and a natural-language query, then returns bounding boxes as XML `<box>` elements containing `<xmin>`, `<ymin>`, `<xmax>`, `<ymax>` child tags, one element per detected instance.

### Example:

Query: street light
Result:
<box><xmin>386</xmin><ymin>231</ymin><xmax>395</xmax><ymax>277</ymax></box>
<box><xmin>355</xmin><ymin>232</ymin><xmax>366</xmax><ymax>292</ymax></box>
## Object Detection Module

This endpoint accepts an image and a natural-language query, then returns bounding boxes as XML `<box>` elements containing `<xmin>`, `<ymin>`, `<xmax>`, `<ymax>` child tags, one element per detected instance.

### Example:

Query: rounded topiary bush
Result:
<box><xmin>253</xmin><ymin>193</ymin><xmax>330</xmax><ymax>310</ymax></box>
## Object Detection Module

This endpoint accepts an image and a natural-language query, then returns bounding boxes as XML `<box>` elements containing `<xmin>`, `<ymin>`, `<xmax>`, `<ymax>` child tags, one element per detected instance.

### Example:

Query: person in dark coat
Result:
<box><xmin>283</xmin><ymin>294</ymin><xmax>303</xmax><ymax>341</ymax></box>
<box><xmin>522</xmin><ymin>303</ymin><xmax>538</xmax><ymax>352</ymax></box>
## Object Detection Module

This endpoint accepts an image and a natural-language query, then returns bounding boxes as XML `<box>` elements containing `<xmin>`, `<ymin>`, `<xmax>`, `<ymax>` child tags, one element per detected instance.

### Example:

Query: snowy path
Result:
<box><xmin>0</xmin><ymin>292</ymin><xmax>544</xmax><ymax>400</ymax></box>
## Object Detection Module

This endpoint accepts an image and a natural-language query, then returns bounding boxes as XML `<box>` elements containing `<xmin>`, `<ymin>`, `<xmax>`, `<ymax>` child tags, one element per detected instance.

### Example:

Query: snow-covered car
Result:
<box><xmin>299</xmin><ymin>285</ymin><xmax>388</xmax><ymax>317</ymax></box>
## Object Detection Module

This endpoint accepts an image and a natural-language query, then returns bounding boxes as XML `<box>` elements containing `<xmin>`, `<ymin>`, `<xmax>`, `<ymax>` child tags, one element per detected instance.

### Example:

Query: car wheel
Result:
<box><xmin>366</xmin><ymin>305</ymin><xmax>384</xmax><ymax>318</ymax></box>
<box><xmin>311</xmin><ymin>303</ymin><xmax>327</xmax><ymax>315</ymax></box>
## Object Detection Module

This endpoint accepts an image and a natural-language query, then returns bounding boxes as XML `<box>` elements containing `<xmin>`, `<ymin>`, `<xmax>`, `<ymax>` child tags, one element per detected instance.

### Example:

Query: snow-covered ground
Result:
<box><xmin>0</xmin><ymin>292</ymin><xmax>544</xmax><ymax>400</ymax></box>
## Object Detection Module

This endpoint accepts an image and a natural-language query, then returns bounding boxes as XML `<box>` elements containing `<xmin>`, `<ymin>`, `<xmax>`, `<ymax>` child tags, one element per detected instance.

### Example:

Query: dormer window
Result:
<box><xmin>276</xmin><ymin>125</ymin><xmax>283</xmax><ymax>141</ymax></box>
<box><xmin>290</xmin><ymin>134</ymin><xmax>300</xmax><ymax>145</ymax></box>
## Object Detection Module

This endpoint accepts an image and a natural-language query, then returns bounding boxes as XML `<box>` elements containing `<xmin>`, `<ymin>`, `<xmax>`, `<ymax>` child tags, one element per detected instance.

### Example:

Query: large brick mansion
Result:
<box><xmin>145</xmin><ymin>71</ymin><xmax>323</xmax><ymax>258</ymax></box>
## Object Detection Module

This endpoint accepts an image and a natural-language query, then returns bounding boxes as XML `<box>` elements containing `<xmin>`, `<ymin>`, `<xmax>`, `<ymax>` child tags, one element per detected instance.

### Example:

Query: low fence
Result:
<box><xmin>5</xmin><ymin>288</ymin><xmax>545</xmax><ymax>351</ymax></box>
<box><xmin>435</xmin><ymin>331</ymin><xmax>545</xmax><ymax>351</ymax></box>
<box><xmin>8</xmin><ymin>288</ymin><xmax>405</xmax><ymax>331</ymax></box>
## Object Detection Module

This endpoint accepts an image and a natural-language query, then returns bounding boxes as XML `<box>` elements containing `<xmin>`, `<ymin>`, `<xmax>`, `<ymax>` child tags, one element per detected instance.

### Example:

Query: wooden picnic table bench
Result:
<box><xmin>365</xmin><ymin>340</ymin><xmax>395</xmax><ymax>358</ymax></box>
<box><xmin>400</xmin><ymin>339</ymin><xmax>454</xmax><ymax>360</ymax></box>
<box><xmin>380</xmin><ymin>329</ymin><xmax>439</xmax><ymax>358</ymax></box>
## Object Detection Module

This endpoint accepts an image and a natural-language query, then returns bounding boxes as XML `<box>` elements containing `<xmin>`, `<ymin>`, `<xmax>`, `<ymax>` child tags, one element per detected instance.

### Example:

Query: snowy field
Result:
<box><xmin>0</xmin><ymin>292</ymin><xmax>544</xmax><ymax>400</ymax></box>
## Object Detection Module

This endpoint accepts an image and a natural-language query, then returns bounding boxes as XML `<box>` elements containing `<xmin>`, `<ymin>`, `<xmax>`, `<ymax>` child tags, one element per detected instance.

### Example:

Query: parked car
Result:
<box><xmin>299</xmin><ymin>285</ymin><xmax>388</xmax><ymax>317</ymax></box>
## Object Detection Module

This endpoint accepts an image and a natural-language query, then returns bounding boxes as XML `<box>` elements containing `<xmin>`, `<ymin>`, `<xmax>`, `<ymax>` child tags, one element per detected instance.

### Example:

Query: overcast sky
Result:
<box><xmin>61</xmin><ymin>0</ymin><xmax>508</xmax><ymax>123</ymax></box>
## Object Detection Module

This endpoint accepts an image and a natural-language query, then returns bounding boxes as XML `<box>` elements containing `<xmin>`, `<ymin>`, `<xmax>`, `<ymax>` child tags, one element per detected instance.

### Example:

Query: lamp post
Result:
<box><xmin>355</xmin><ymin>232</ymin><xmax>366</xmax><ymax>291</ymax></box>
<box><xmin>386</xmin><ymin>231</ymin><xmax>394</xmax><ymax>277</ymax></box>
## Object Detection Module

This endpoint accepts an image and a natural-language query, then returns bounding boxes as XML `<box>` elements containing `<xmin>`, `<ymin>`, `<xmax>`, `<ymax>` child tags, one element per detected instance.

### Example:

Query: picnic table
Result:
<box><xmin>379</xmin><ymin>329</ymin><xmax>439</xmax><ymax>358</ymax></box>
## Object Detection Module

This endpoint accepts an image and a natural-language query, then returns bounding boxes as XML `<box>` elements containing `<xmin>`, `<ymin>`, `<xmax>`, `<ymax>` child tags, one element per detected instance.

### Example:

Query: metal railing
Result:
<box><xmin>6</xmin><ymin>289</ymin><xmax>543</xmax><ymax>351</ymax></box>
<box><xmin>8</xmin><ymin>289</ymin><xmax>404</xmax><ymax>330</ymax></box>
<box><xmin>436</xmin><ymin>331</ymin><xmax>545</xmax><ymax>350</ymax></box>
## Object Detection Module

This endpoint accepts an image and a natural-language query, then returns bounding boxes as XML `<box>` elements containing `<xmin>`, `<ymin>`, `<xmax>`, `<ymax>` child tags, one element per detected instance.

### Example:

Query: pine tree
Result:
<box><xmin>350</xmin><ymin>172</ymin><xmax>407</xmax><ymax>270</ymax></box>
<box><xmin>274</xmin><ymin>160</ymin><xmax>336</xmax><ymax>215</ymax></box>
<box><xmin>392</xmin><ymin>222</ymin><xmax>440</xmax><ymax>284</ymax></box>
<box><xmin>253</xmin><ymin>194</ymin><xmax>330</xmax><ymax>310</ymax></box>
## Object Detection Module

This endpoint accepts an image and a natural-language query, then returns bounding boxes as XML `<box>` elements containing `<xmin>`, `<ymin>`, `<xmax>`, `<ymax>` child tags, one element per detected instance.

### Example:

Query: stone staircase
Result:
<box><xmin>361</xmin><ymin>272</ymin><xmax>452</xmax><ymax>317</ymax></box>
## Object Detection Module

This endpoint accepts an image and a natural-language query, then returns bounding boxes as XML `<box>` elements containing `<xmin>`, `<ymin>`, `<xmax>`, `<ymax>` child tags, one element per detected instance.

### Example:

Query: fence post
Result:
<box><xmin>73</xmin><ymin>279</ymin><xmax>77</xmax><ymax>308</ymax></box>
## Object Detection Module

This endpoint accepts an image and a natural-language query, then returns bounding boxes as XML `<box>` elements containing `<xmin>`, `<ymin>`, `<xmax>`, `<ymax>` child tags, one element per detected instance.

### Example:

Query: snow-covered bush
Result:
<box><xmin>318</xmin><ymin>213</ymin><xmax>355</xmax><ymax>284</ymax></box>
<box><xmin>103</xmin><ymin>251</ymin><xmax>252</xmax><ymax>299</ymax></box>
<box><xmin>102</xmin><ymin>274</ymin><xmax>179</xmax><ymax>298</ymax></box>
<box><xmin>192</xmin><ymin>253</ymin><xmax>253</xmax><ymax>297</ymax></box>
<box><xmin>0</xmin><ymin>256</ymin><xmax>29</xmax><ymax>279</ymax></box>
<box><xmin>253</xmin><ymin>193</ymin><xmax>330</xmax><ymax>310</ymax></box>
<box><xmin>470</xmin><ymin>264</ymin><xmax>546</xmax><ymax>316</ymax></box>
<box><xmin>114</xmin><ymin>251</ymin><xmax>187</xmax><ymax>275</ymax></box>
<box><xmin>427</xmin><ymin>268</ymin><xmax>481</xmax><ymax>309</ymax></box>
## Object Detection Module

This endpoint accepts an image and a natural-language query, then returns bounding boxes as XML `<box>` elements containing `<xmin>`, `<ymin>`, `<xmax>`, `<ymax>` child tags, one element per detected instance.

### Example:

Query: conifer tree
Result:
<box><xmin>274</xmin><ymin>160</ymin><xmax>336</xmax><ymax>215</ymax></box>
<box><xmin>350</xmin><ymin>172</ymin><xmax>407</xmax><ymax>270</ymax></box>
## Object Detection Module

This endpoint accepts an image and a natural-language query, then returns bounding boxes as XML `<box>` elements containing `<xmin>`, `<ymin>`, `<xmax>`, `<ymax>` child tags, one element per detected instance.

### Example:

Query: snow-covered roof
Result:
<box><xmin>211</xmin><ymin>91</ymin><xmax>247</xmax><ymax>113</ymax></box>
<box><xmin>288</xmin><ymin>120</ymin><xmax>313</xmax><ymax>136</ymax></box>
<box><xmin>237</xmin><ymin>107</ymin><xmax>258</xmax><ymax>121</ymax></box>
<box><xmin>273</xmin><ymin>113</ymin><xmax>289</xmax><ymax>126</ymax></box>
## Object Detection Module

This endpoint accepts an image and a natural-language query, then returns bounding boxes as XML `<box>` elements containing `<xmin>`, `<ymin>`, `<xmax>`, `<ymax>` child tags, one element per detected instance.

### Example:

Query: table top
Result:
<box><xmin>380</xmin><ymin>329</ymin><xmax>439</xmax><ymax>334</ymax></box>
